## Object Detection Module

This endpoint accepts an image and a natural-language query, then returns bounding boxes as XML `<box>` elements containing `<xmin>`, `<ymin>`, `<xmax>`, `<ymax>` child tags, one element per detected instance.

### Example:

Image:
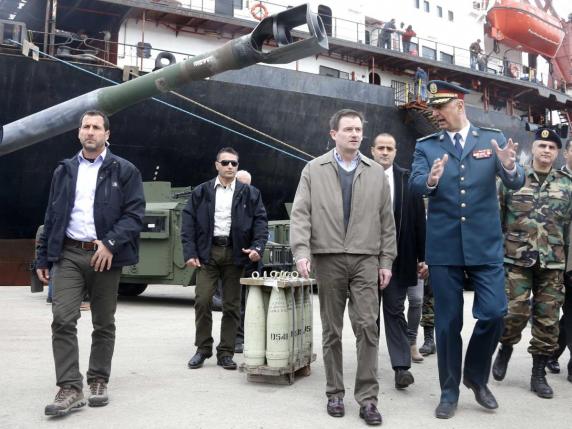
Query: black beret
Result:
<box><xmin>534</xmin><ymin>127</ymin><xmax>562</xmax><ymax>149</ymax></box>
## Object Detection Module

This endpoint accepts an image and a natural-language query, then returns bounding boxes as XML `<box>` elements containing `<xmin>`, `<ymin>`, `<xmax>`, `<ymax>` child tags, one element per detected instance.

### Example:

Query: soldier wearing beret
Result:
<box><xmin>410</xmin><ymin>80</ymin><xmax>525</xmax><ymax>419</ymax></box>
<box><xmin>546</xmin><ymin>138</ymin><xmax>572</xmax><ymax>382</ymax></box>
<box><xmin>493</xmin><ymin>128</ymin><xmax>572</xmax><ymax>397</ymax></box>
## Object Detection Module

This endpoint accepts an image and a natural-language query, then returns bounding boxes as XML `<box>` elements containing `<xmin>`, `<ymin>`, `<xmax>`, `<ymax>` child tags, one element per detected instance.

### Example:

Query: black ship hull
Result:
<box><xmin>0</xmin><ymin>54</ymin><xmax>533</xmax><ymax>239</ymax></box>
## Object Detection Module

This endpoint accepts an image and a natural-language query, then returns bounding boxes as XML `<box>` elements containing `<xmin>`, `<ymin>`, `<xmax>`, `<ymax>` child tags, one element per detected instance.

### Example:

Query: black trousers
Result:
<box><xmin>554</xmin><ymin>277</ymin><xmax>572</xmax><ymax>365</ymax></box>
<box><xmin>379</xmin><ymin>278</ymin><xmax>412</xmax><ymax>369</ymax></box>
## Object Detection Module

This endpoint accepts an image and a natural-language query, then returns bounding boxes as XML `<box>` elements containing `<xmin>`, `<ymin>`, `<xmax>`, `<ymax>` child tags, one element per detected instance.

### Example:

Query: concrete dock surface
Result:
<box><xmin>0</xmin><ymin>284</ymin><xmax>570</xmax><ymax>429</ymax></box>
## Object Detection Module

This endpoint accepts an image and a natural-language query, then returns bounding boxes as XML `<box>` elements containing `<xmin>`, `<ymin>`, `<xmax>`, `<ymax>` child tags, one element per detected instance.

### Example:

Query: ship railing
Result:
<box><xmin>19</xmin><ymin>1</ymin><xmax>544</xmax><ymax>87</ymax></box>
<box><xmin>25</xmin><ymin>29</ymin><xmax>201</xmax><ymax>73</ymax></box>
<box><xmin>392</xmin><ymin>80</ymin><xmax>409</xmax><ymax>107</ymax></box>
<box><xmin>245</xmin><ymin>2</ymin><xmax>545</xmax><ymax>86</ymax></box>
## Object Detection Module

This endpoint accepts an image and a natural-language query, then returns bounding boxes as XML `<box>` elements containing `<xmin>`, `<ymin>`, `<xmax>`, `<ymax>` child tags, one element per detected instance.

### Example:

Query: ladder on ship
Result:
<box><xmin>392</xmin><ymin>80</ymin><xmax>440</xmax><ymax>135</ymax></box>
<box><xmin>558</xmin><ymin>110</ymin><xmax>570</xmax><ymax>128</ymax></box>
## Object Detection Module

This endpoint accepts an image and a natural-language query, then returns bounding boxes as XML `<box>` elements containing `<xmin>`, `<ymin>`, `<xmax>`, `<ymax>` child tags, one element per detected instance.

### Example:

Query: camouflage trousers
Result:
<box><xmin>500</xmin><ymin>263</ymin><xmax>565</xmax><ymax>355</ymax></box>
<box><xmin>420</xmin><ymin>278</ymin><xmax>434</xmax><ymax>329</ymax></box>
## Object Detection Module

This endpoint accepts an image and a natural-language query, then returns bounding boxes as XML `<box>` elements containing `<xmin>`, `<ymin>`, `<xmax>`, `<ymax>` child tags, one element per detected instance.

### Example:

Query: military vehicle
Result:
<box><xmin>31</xmin><ymin>181</ymin><xmax>294</xmax><ymax>297</ymax></box>
<box><xmin>120</xmin><ymin>182</ymin><xmax>293</xmax><ymax>296</ymax></box>
<box><xmin>117</xmin><ymin>181</ymin><xmax>192</xmax><ymax>296</ymax></box>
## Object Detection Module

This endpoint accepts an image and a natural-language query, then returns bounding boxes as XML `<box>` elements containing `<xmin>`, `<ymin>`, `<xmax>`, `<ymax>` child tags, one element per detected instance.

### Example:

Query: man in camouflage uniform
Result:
<box><xmin>419</xmin><ymin>279</ymin><xmax>435</xmax><ymax>355</ymax></box>
<box><xmin>418</xmin><ymin>196</ymin><xmax>436</xmax><ymax>356</ymax></box>
<box><xmin>546</xmin><ymin>139</ymin><xmax>572</xmax><ymax>381</ymax></box>
<box><xmin>492</xmin><ymin>128</ymin><xmax>572</xmax><ymax>398</ymax></box>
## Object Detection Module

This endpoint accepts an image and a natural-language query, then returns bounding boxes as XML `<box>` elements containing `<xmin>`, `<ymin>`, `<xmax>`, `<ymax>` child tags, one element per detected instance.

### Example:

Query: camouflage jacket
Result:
<box><xmin>499</xmin><ymin>165</ymin><xmax>572</xmax><ymax>269</ymax></box>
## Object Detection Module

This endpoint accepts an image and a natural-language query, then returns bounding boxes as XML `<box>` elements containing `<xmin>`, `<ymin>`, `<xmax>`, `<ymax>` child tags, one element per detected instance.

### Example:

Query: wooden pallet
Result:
<box><xmin>239</xmin><ymin>353</ymin><xmax>317</xmax><ymax>385</ymax></box>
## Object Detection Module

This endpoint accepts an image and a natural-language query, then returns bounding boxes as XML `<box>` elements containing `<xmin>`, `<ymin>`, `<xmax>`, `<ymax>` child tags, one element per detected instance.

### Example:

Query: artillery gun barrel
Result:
<box><xmin>0</xmin><ymin>4</ymin><xmax>327</xmax><ymax>156</ymax></box>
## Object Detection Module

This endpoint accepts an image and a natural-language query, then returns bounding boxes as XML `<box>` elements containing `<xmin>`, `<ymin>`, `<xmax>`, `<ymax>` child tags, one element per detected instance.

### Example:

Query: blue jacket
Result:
<box><xmin>409</xmin><ymin>125</ymin><xmax>525</xmax><ymax>266</ymax></box>
<box><xmin>36</xmin><ymin>150</ymin><xmax>145</xmax><ymax>269</ymax></box>
<box><xmin>181</xmin><ymin>179</ymin><xmax>268</xmax><ymax>266</ymax></box>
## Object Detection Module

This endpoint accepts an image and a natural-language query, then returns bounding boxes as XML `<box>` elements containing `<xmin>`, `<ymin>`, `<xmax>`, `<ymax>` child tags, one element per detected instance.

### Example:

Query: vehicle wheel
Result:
<box><xmin>118</xmin><ymin>283</ymin><xmax>148</xmax><ymax>296</ymax></box>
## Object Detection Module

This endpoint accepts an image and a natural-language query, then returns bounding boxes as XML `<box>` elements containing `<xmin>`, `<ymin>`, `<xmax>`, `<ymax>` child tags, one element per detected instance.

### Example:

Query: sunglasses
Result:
<box><xmin>218</xmin><ymin>160</ymin><xmax>239</xmax><ymax>167</ymax></box>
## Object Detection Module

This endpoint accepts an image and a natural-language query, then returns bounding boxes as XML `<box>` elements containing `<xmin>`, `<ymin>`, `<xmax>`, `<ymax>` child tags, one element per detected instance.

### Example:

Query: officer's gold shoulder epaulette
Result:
<box><xmin>416</xmin><ymin>132</ymin><xmax>440</xmax><ymax>142</ymax></box>
<box><xmin>478</xmin><ymin>126</ymin><xmax>502</xmax><ymax>133</ymax></box>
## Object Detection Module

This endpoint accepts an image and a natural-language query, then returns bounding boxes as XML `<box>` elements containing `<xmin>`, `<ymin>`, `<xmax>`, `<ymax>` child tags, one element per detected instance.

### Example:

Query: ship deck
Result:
<box><xmin>94</xmin><ymin>0</ymin><xmax>572</xmax><ymax>112</ymax></box>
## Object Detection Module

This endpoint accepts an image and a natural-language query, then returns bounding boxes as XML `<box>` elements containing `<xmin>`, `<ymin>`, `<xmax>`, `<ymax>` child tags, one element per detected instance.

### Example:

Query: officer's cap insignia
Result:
<box><xmin>429</xmin><ymin>83</ymin><xmax>438</xmax><ymax>94</ymax></box>
<box><xmin>541</xmin><ymin>129</ymin><xmax>549</xmax><ymax>138</ymax></box>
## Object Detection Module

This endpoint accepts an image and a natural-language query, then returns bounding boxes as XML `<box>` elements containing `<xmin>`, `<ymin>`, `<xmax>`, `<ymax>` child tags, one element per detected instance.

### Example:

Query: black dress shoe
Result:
<box><xmin>188</xmin><ymin>352</ymin><xmax>212</xmax><ymax>369</ymax></box>
<box><xmin>234</xmin><ymin>342</ymin><xmax>244</xmax><ymax>354</ymax></box>
<box><xmin>217</xmin><ymin>356</ymin><xmax>238</xmax><ymax>370</ymax></box>
<box><xmin>395</xmin><ymin>368</ymin><xmax>414</xmax><ymax>389</ymax></box>
<box><xmin>546</xmin><ymin>358</ymin><xmax>560</xmax><ymax>374</ymax></box>
<box><xmin>326</xmin><ymin>397</ymin><xmax>344</xmax><ymax>417</ymax></box>
<box><xmin>435</xmin><ymin>401</ymin><xmax>457</xmax><ymax>419</ymax></box>
<box><xmin>359</xmin><ymin>403</ymin><xmax>382</xmax><ymax>426</ymax></box>
<box><xmin>463</xmin><ymin>378</ymin><xmax>498</xmax><ymax>409</ymax></box>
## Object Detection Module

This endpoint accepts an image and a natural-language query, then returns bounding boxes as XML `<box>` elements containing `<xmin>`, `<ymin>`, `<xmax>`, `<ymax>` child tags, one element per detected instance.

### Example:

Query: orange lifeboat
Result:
<box><xmin>553</xmin><ymin>19</ymin><xmax>572</xmax><ymax>84</ymax></box>
<box><xmin>486</xmin><ymin>0</ymin><xmax>564</xmax><ymax>58</ymax></box>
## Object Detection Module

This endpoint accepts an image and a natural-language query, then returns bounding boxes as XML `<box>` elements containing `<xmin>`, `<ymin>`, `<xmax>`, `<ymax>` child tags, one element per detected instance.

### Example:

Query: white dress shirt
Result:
<box><xmin>213</xmin><ymin>177</ymin><xmax>235</xmax><ymax>237</ymax></box>
<box><xmin>446</xmin><ymin>122</ymin><xmax>516</xmax><ymax>174</ymax></box>
<box><xmin>385</xmin><ymin>165</ymin><xmax>394</xmax><ymax>205</ymax></box>
<box><xmin>66</xmin><ymin>149</ymin><xmax>106</xmax><ymax>241</ymax></box>
<box><xmin>446</xmin><ymin>122</ymin><xmax>471</xmax><ymax>149</ymax></box>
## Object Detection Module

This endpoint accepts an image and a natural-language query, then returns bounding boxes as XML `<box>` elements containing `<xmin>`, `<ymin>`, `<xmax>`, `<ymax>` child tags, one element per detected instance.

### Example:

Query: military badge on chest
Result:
<box><xmin>472</xmin><ymin>149</ymin><xmax>492</xmax><ymax>159</ymax></box>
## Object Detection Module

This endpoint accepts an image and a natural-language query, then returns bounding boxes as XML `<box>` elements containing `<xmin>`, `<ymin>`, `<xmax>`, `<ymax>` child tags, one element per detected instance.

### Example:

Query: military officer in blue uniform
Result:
<box><xmin>409</xmin><ymin>80</ymin><xmax>525</xmax><ymax>419</ymax></box>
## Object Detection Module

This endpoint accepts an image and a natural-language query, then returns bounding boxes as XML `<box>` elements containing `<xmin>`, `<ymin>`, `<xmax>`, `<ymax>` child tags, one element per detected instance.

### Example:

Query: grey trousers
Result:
<box><xmin>407</xmin><ymin>279</ymin><xmax>424</xmax><ymax>343</ymax></box>
<box><xmin>51</xmin><ymin>245</ymin><xmax>121</xmax><ymax>390</ymax></box>
<box><xmin>314</xmin><ymin>254</ymin><xmax>379</xmax><ymax>406</ymax></box>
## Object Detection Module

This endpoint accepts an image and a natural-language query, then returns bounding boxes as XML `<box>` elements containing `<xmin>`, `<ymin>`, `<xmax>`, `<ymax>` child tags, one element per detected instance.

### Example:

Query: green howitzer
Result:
<box><xmin>0</xmin><ymin>3</ymin><xmax>328</xmax><ymax>156</ymax></box>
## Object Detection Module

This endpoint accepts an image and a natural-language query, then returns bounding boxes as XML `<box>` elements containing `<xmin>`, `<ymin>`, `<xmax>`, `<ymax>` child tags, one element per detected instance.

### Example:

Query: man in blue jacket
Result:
<box><xmin>182</xmin><ymin>147</ymin><xmax>268</xmax><ymax>371</ymax></box>
<box><xmin>410</xmin><ymin>81</ymin><xmax>524</xmax><ymax>419</ymax></box>
<box><xmin>36</xmin><ymin>110</ymin><xmax>145</xmax><ymax>417</ymax></box>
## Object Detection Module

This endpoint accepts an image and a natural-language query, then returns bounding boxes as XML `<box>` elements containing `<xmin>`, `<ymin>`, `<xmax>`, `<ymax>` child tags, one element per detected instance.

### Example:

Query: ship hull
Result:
<box><xmin>0</xmin><ymin>54</ymin><xmax>534</xmax><ymax>240</ymax></box>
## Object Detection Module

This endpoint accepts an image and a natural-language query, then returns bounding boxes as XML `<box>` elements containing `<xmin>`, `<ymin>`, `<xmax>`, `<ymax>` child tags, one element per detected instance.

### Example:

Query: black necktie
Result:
<box><xmin>454</xmin><ymin>133</ymin><xmax>463</xmax><ymax>158</ymax></box>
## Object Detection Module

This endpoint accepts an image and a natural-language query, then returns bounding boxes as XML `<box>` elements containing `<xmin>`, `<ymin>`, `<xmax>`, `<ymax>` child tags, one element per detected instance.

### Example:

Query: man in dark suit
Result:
<box><xmin>181</xmin><ymin>147</ymin><xmax>268</xmax><ymax>370</ymax></box>
<box><xmin>410</xmin><ymin>81</ymin><xmax>525</xmax><ymax>419</ymax></box>
<box><xmin>371</xmin><ymin>133</ymin><xmax>427</xmax><ymax>389</ymax></box>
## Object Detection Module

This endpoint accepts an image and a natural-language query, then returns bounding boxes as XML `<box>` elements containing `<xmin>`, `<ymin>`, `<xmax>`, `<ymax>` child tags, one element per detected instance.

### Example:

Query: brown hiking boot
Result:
<box><xmin>45</xmin><ymin>386</ymin><xmax>86</xmax><ymax>416</ymax></box>
<box><xmin>88</xmin><ymin>379</ymin><xmax>109</xmax><ymax>407</ymax></box>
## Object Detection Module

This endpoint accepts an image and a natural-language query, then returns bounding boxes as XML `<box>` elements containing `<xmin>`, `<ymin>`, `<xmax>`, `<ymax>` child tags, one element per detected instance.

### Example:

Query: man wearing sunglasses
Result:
<box><xmin>181</xmin><ymin>147</ymin><xmax>268</xmax><ymax>370</ymax></box>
